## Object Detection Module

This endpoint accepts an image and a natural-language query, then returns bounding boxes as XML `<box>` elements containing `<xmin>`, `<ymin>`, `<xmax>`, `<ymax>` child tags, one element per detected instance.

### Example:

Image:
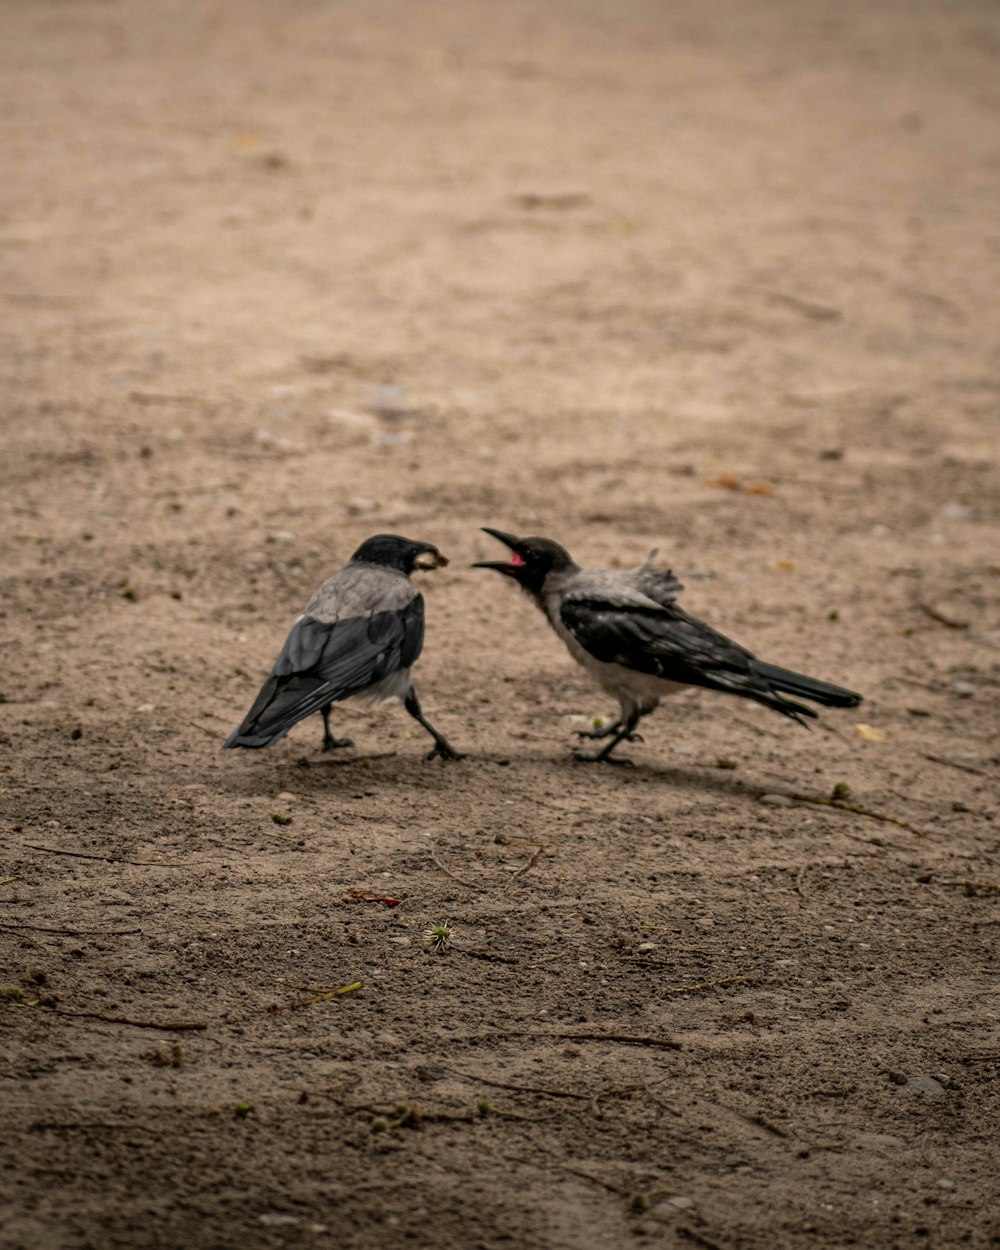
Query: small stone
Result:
<box><xmin>900</xmin><ymin>1075</ymin><xmax>945</xmax><ymax>1098</ymax></box>
<box><xmin>759</xmin><ymin>793</ymin><xmax>793</xmax><ymax>807</ymax></box>
<box><xmin>347</xmin><ymin>497</ymin><xmax>380</xmax><ymax>516</ymax></box>
<box><xmin>276</xmin><ymin>791</ymin><xmax>298</xmax><ymax>804</ymax></box>
<box><xmin>940</xmin><ymin>503</ymin><xmax>972</xmax><ymax>520</ymax></box>
<box><xmin>636</xmin><ymin>941</ymin><xmax>657</xmax><ymax>953</ymax></box>
<box><xmin>950</xmin><ymin>680</ymin><xmax>976</xmax><ymax>698</ymax></box>
<box><xmin>935</xmin><ymin>1179</ymin><xmax>955</xmax><ymax>1191</ymax></box>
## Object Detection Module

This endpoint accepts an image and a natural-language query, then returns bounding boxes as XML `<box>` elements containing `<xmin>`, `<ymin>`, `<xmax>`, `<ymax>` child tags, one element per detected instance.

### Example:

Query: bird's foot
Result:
<box><xmin>424</xmin><ymin>740</ymin><xmax>465</xmax><ymax>762</ymax></box>
<box><xmin>573</xmin><ymin>749</ymin><xmax>634</xmax><ymax>766</ymax></box>
<box><xmin>322</xmin><ymin>735</ymin><xmax>354</xmax><ymax>753</ymax></box>
<box><xmin>576</xmin><ymin>728</ymin><xmax>643</xmax><ymax>744</ymax></box>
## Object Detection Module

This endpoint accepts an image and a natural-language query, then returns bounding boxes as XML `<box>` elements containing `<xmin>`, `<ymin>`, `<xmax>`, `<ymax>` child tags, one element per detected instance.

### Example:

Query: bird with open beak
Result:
<box><xmin>225</xmin><ymin>534</ymin><xmax>462</xmax><ymax>760</ymax></box>
<box><xmin>475</xmin><ymin>528</ymin><xmax>862</xmax><ymax>764</ymax></box>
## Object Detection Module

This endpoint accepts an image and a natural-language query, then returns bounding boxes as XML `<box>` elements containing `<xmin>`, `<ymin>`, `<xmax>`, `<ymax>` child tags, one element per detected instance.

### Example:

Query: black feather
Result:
<box><xmin>225</xmin><ymin>598</ymin><xmax>424</xmax><ymax>749</ymax></box>
<box><xmin>750</xmin><ymin>661</ymin><xmax>862</xmax><ymax>708</ymax></box>
<box><xmin>561</xmin><ymin>599</ymin><xmax>827</xmax><ymax>724</ymax></box>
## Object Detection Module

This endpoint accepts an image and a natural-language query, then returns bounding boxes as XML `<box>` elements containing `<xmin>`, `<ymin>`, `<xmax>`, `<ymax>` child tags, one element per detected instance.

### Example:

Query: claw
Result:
<box><xmin>424</xmin><ymin>742</ymin><xmax>465</xmax><ymax>762</ymax></box>
<box><xmin>322</xmin><ymin>735</ymin><xmax>354</xmax><ymax>752</ymax></box>
<box><xmin>573</xmin><ymin>749</ymin><xmax>634</xmax><ymax>766</ymax></box>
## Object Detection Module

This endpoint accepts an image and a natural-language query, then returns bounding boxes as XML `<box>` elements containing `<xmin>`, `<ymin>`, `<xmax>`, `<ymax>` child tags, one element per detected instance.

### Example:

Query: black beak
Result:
<box><xmin>472</xmin><ymin>527</ymin><xmax>523</xmax><ymax>573</ymax></box>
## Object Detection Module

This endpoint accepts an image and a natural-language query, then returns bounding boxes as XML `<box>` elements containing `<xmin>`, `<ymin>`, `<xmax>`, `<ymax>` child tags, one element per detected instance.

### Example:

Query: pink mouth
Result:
<box><xmin>509</xmin><ymin>552</ymin><xmax>526</xmax><ymax>568</ymax></box>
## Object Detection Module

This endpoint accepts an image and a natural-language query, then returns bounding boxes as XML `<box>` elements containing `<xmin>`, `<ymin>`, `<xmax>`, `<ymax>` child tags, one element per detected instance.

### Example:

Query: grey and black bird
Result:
<box><xmin>474</xmin><ymin>528</ymin><xmax>862</xmax><ymax>763</ymax></box>
<box><xmin>225</xmin><ymin>534</ymin><xmax>462</xmax><ymax>760</ymax></box>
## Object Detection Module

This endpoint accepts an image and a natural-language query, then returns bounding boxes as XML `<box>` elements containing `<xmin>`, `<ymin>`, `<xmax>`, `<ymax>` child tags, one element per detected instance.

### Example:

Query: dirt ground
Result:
<box><xmin>2</xmin><ymin>1</ymin><xmax>999</xmax><ymax>1247</ymax></box>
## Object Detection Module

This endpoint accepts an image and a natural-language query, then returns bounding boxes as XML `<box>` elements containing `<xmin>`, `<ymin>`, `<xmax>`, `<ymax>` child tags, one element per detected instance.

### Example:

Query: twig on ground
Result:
<box><xmin>24</xmin><ymin>843</ymin><xmax>219</xmax><ymax>866</ymax></box>
<box><xmin>0</xmin><ymin>876</ymin><xmax>18</xmax><ymax>886</ymax></box>
<box><xmin>442</xmin><ymin>1066</ymin><xmax>591</xmax><ymax>1101</ymax></box>
<box><xmin>664</xmin><ymin>973</ymin><xmax>761</xmax><ymax>995</ymax></box>
<box><xmin>788</xmin><ymin>794</ymin><xmax>929</xmax><ymax>837</ymax></box>
<box><xmin>564</xmin><ymin>1165</ymin><xmax>632</xmax><ymax>1196</ymax></box>
<box><xmin>454</xmin><ymin>948</ymin><xmax>519</xmax><ymax>965</ymax></box>
<box><xmin>932</xmin><ymin>878</ymin><xmax>1000</xmax><ymax>895</ymax></box>
<box><xmin>916</xmin><ymin>601</ymin><xmax>969</xmax><ymax>630</ymax></box>
<box><xmin>677</xmin><ymin>1227</ymin><xmax>728</xmax><ymax>1250</ymax></box>
<box><xmin>11</xmin><ymin>1002</ymin><xmax>207</xmax><ymax>1030</ymax></box>
<box><xmin>922</xmin><ymin>754</ymin><xmax>986</xmax><ymax>777</ymax></box>
<box><xmin>0</xmin><ymin>921</ymin><xmax>141</xmax><ymax>936</ymax></box>
<box><xmin>428</xmin><ymin>840</ymin><xmax>480</xmax><ymax>888</ymax></box>
<box><xmin>455</xmin><ymin>1029</ymin><xmax>682</xmax><ymax>1050</ymax></box>
<box><xmin>267</xmin><ymin>980</ymin><xmax>363</xmax><ymax>1012</ymax></box>
<box><xmin>509</xmin><ymin>843</ymin><xmax>546</xmax><ymax>880</ymax></box>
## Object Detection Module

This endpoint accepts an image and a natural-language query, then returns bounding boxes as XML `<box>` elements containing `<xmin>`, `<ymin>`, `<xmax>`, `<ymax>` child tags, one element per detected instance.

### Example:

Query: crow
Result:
<box><xmin>225</xmin><ymin>534</ymin><xmax>462</xmax><ymax>760</ymax></box>
<box><xmin>474</xmin><ymin>528</ymin><xmax>862</xmax><ymax>763</ymax></box>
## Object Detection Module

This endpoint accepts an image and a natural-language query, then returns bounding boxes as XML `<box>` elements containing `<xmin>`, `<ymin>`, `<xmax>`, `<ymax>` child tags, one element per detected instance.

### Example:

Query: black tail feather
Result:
<box><xmin>753</xmin><ymin>661</ymin><xmax>862</xmax><ymax>709</ymax></box>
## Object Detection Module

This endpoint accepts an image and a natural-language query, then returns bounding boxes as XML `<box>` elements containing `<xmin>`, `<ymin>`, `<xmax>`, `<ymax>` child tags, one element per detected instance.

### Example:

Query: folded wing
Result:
<box><xmin>560</xmin><ymin>596</ymin><xmax>819</xmax><ymax>722</ymax></box>
<box><xmin>225</xmin><ymin>598</ymin><xmax>425</xmax><ymax>748</ymax></box>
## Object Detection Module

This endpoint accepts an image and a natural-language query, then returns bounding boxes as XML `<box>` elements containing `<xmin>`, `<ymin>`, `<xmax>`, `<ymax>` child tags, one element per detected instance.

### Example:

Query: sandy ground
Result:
<box><xmin>2</xmin><ymin>1</ymin><xmax>999</xmax><ymax>1247</ymax></box>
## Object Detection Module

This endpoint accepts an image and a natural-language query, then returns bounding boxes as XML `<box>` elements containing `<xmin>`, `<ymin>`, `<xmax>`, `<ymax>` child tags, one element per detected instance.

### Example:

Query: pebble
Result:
<box><xmin>950</xmin><ymin>681</ymin><xmax>976</xmax><ymax>698</ymax></box>
<box><xmin>275</xmin><ymin>792</ymin><xmax>298</xmax><ymax>804</ymax></box>
<box><xmin>900</xmin><ymin>1075</ymin><xmax>946</xmax><ymax>1098</ymax></box>
<box><xmin>940</xmin><ymin>503</ymin><xmax>973</xmax><ymax>520</ymax></box>
<box><xmin>649</xmin><ymin>1195</ymin><xmax>696</xmax><ymax>1221</ymax></box>
<box><xmin>636</xmin><ymin>941</ymin><xmax>657</xmax><ymax>954</ymax></box>
<box><xmin>759</xmin><ymin>793</ymin><xmax>793</xmax><ymax>807</ymax></box>
<box><xmin>347</xmin><ymin>497</ymin><xmax>380</xmax><ymax>516</ymax></box>
<box><xmin>936</xmin><ymin>1179</ymin><xmax>955</xmax><ymax>1191</ymax></box>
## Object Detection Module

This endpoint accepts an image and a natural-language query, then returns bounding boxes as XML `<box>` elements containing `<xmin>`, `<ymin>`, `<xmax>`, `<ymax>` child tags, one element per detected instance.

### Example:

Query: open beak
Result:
<box><xmin>472</xmin><ymin>527</ymin><xmax>524</xmax><ymax>575</ymax></box>
<box><xmin>415</xmin><ymin>549</ymin><xmax>448</xmax><ymax>570</ymax></box>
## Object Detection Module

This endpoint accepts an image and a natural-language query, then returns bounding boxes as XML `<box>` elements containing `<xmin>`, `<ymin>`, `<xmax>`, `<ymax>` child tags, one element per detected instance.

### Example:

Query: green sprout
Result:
<box><xmin>424</xmin><ymin>922</ymin><xmax>452</xmax><ymax>953</ymax></box>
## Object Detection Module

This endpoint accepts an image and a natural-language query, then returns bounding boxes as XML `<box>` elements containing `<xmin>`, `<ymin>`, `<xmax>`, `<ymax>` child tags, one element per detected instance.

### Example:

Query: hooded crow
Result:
<box><xmin>475</xmin><ymin>528</ymin><xmax>862</xmax><ymax>763</ymax></box>
<box><xmin>225</xmin><ymin>534</ymin><xmax>462</xmax><ymax>760</ymax></box>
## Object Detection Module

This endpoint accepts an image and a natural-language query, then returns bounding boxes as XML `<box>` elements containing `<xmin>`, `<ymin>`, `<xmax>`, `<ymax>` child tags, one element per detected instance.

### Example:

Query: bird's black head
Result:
<box><xmin>350</xmin><ymin>534</ymin><xmax>448</xmax><ymax>574</ymax></box>
<box><xmin>473</xmin><ymin>528</ymin><xmax>576</xmax><ymax>596</ymax></box>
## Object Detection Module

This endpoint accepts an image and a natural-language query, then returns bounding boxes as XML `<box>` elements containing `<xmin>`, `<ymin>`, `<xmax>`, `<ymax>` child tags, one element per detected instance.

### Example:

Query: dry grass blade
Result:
<box><xmin>789</xmin><ymin>793</ymin><xmax>929</xmax><ymax>837</ymax></box>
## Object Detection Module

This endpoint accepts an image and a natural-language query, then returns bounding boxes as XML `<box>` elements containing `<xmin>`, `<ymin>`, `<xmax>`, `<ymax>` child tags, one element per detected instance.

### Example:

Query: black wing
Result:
<box><xmin>560</xmin><ymin>597</ymin><xmax>819</xmax><ymax>722</ymax></box>
<box><xmin>225</xmin><ymin>597</ymin><xmax>425</xmax><ymax>748</ymax></box>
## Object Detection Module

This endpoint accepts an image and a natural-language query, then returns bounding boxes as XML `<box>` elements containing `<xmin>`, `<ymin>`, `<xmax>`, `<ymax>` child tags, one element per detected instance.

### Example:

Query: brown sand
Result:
<box><xmin>2</xmin><ymin>2</ymin><xmax>998</xmax><ymax>1247</ymax></box>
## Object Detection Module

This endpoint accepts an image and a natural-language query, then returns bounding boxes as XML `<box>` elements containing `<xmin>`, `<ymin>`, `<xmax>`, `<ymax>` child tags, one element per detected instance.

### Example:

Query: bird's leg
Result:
<box><xmin>574</xmin><ymin>709</ymin><xmax>643</xmax><ymax>764</ymax></box>
<box><xmin>320</xmin><ymin>703</ymin><xmax>354</xmax><ymax>753</ymax></box>
<box><xmin>576</xmin><ymin>718</ymin><xmax>622</xmax><ymax>740</ymax></box>
<box><xmin>404</xmin><ymin>689</ymin><xmax>464</xmax><ymax>761</ymax></box>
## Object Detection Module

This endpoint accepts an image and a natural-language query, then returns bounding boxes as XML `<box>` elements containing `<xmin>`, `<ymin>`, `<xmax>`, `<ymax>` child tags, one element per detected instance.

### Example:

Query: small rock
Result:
<box><xmin>950</xmin><ymin>681</ymin><xmax>976</xmax><ymax>698</ymax></box>
<box><xmin>258</xmin><ymin>1214</ymin><xmax>300</xmax><ymax>1227</ymax></box>
<box><xmin>900</xmin><ymin>1075</ymin><xmax>946</xmax><ymax>1098</ymax></box>
<box><xmin>759</xmin><ymin>793</ymin><xmax>793</xmax><ymax>807</ymax></box>
<box><xmin>935</xmin><ymin>1179</ymin><xmax>955</xmax><ymax>1191</ymax></box>
<box><xmin>275</xmin><ymin>792</ymin><xmax>298</xmax><ymax>804</ymax></box>
<box><xmin>649</xmin><ymin>1195</ymin><xmax>696</xmax><ymax>1221</ymax></box>
<box><xmin>347</xmin><ymin>497</ymin><xmax>380</xmax><ymax>516</ymax></box>
<box><xmin>636</xmin><ymin>941</ymin><xmax>657</xmax><ymax>954</ymax></box>
<box><xmin>369</xmin><ymin>385</ymin><xmax>416</xmax><ymax>420</ymax></box>
<box><xmin>370</xmin><ymin>431</ymin><xmax>413</xmax><ymax>447</ymax></box>
<box><xmin>940</xmin><ymin>503</ymin><xmax>972</xmax><ymax>520</ymax></box>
